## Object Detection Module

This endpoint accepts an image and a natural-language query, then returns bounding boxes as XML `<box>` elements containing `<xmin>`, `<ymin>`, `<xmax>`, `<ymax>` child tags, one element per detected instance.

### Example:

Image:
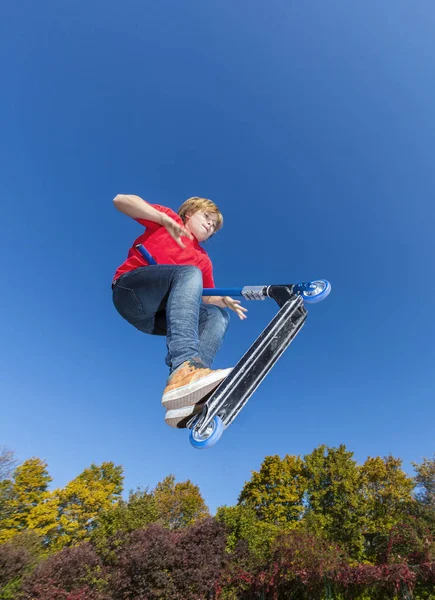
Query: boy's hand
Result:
<box><xmin>222</xmin><ymin>297</ymin><xmax>248</xmax><ymax>320</ymax></box>
<box><xmin>161</xmin><ymin>214</ymin><xmax>194</xmax><ymax>248</ymax></box>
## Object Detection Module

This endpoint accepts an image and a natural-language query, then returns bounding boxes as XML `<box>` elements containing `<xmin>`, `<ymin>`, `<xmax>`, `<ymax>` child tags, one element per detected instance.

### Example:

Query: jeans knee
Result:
<box><xmin>209</xmin><ymin>304</ymin><xmax>230</xmax><ymax>332</ymax></box>
<box><xmin>174</xmin><ymin>265</ymin><xmax>202</xmax><ymax>283</ymax></box>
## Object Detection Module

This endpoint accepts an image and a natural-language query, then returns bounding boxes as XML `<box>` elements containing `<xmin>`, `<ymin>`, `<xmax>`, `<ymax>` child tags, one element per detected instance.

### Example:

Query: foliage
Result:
<box><xmin>0</xmin><ymin>481</ymin><xmax>15</xmax><ymax>532</ymax></box>
<box><xmin>0</xmin><ymin>446</ymin><xmax>434</xmax><ymax>598</ymax></box>
<box><xmin>153</xmin><ymin>474</ymin><xmax>210</xmax><ymax>529</ymax></box>
<box><xmin>361</xmin><ymin>454</ymin><xmax>415</xmax><ymax>562</ymax></box>
<box><xmin>216</xmin><ymin>504</ymin><xmax>281</xmax><ymax>559</ymax></box>
<box><xmin>0</xmin><ymin>448</ymin><xmax>16</xmax><ymax>482</ymax></box>
<box><xmin>0</xmin><ymin>530</ymin><xmax>44</xmax><ymax>599</ymax></box>
<box><xmin>270</xmin><ymin>531</ymin><xmax>346</xmax><ymax>599</ymax></box>
<box><xmin>170</xmin><ymin>517</ymin><xmax>227</xmax><ymax>599</ymax></box>
<box><xmin>109</xmin><ymin>519</ymin><xmax>226</xmax><ymax>599</ymax></box>
<box><xmin>219</xmin><ymin>530</ymin><xmax>346</xmax><ymax>600</ymax></box>
<box><xmin>0</xmin><ymin>458</ymin><xmax>52</xmax><ymax>544</ymax></box>
<box><xmin>413</xmin><ymin>455</ymin><xmax>435</xmax><ymax>508</ymax></box>
<box><xmin>384</xmin><ymin>518</ymin><xmax>434</xmax><ymax>565</ymax></box>
<box><xmin>91</xmin><ymin>486</ymin><xmax>158</xmax><ymax>557</ymax></box>
<box><xmin>20</xmin><ymin>542</ymin><xmax>108</xmax><ymax>600</ymax></box>
<box><xmin>109</xmin><ymin>523</ymin><xmax>177</xmax><ymax>599</ymax></box>
<box><xmin>29</xmin><ymin>462</ymin><xmax>124</xmax><ymax>549</ymax></box>
<box><xmin>333</xmin><ymin>562</ymin><xmax>417</xmax><ymax>599</ymax></box>
<box><xmin>0</xmin><ymin>540</ymin><xmax>33</xmax><ymax>589</ymax></box>
<box><xmin>303</xmin><ymin>445</ymin><xmax>366</xmax><ymax>560</ymax></box>
<box><xmin>238</xmin><ymin>454</ymin><xmax>306</xmax><ymax>526</ymax></box>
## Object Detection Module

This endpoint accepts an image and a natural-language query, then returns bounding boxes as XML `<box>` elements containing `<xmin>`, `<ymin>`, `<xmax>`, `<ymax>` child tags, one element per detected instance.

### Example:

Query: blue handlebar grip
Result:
<box><xmin>135</xmin><ymin>244</ymin><xmax>157</xmax><ymax>265</ymax></box>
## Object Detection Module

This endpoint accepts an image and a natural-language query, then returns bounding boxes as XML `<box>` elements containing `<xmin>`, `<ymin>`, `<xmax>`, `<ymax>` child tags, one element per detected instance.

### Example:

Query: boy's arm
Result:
<box><xmin>113</xmin><ymin>194</ymin><xmax>166</xmax><ymax>224</ymax></box>
<box><xmin>113</xmin><ymin>194</ymin><xmax>193</xmax><ymax>248</ymax></box>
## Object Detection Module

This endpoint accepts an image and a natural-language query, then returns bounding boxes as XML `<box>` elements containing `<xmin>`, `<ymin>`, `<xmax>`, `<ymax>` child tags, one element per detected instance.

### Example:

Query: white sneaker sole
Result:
<box><xmin>165</xmin><ymin>404</ymin><xmax>203</xmax><ymax>429</ymax></box>
<box><xmin>161</xmin><ymin>368</ymin><xmax>232</xmax><ymax>410</ymax></box>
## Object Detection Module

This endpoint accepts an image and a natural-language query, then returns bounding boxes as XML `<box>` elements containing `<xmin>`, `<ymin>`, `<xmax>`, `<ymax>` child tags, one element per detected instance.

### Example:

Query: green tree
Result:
<box><xmin>360</xmin><ymin>454</ymin><xmax>415</xmax><ymax>560</ymax></box>
<box><xmin>153</xmin><ymin>474</ymin><xmax>209</xmax><ymax>529</ymax></box>
<box><xmin>92</xmin><ymin>487</ymin><xmax>159</xmax><ymax>557</ymax></box>
<box><xmin>95</xmin><ymin>487</ymin><xmax>158</xmax><ymax>537</ymax></box>
<box><xmin>0</xmin><ymin>458</ymin><xmax>52</xmax><ymax>543</ymax></box>
<box><xmin>303</xmin><ymin>444</ymin><xmax>366</xmax><ymax>559</ymax></box>
<box><xmin>238</xmin><ymin>454</ymin><xmax>306</xmax><ymax>526</ymax></box>
<box><xmin>216</xmin><ymin>503</ymin><xmax>281</xmax><ymax>559</ymax></box>
<box><xmin>412</xmin><ymin>454</ymin><xmax>435</xmax><ymax>508</ymax></box>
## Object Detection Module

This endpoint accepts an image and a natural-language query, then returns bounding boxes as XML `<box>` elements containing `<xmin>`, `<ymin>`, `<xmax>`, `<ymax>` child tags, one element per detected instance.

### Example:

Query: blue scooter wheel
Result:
<box><xmin>189</xmin><ymin>415</ymin><xmax>224</xmax><ymax>450</ymax></box>
<box><xmin>299</xmin><ymin>279</ymin><xmax>331</xmax><ymax>304</ymax></box>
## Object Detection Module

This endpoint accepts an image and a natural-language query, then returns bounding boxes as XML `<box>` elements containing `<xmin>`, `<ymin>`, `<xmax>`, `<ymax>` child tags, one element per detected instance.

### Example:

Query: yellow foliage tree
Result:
<box><xmin>0</xmin><ymin>458</ymin><xmax>51</xmax><ymax>543</ymax></box>
<box><xmin>28</xmin><ymin>461</ymin><xmax>123</xmax><ymax>549</ymax></box>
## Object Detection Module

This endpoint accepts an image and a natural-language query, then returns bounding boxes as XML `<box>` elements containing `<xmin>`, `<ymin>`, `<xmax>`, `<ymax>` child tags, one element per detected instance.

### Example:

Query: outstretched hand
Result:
<box><xmin>161</xmin><ymin>214</ymin><xmax>193</xmax><ymax>248</ymax></box>
<box><xmin>223</xmin><ymin>296</ymin><xmax>248</xmax><ymax>320</ymax></box>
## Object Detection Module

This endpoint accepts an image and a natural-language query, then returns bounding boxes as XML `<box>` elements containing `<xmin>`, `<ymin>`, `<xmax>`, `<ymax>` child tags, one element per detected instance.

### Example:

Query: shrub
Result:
<box><xmin>21</xmin><ymin>542</ymin><xmax>108</xmax><ymax>600</ymax></box>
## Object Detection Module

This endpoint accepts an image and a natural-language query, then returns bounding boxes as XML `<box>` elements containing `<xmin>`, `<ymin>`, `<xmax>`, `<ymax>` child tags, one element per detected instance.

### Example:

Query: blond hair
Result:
<box><xmin>178</xmin><ymin>197</ymin><xmax>223</xmax><ymax>232</ymax></box>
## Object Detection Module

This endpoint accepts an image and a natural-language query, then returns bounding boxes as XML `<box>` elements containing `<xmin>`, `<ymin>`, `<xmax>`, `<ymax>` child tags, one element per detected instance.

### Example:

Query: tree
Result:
<box><xmin>0</xmin><ymin>447</ymin><xmax>16</xmax><ymax>481</ymax></box>
<box><xmin>216</xmin><ymin>504</ymin><xmax>281</xmax><ymax>559</ymax></box>
<box><xmin>0</xmin><ymin>531</ymin><xmax>43</xmax><ymax>599</ymax></box>
<box><xmin>238</xmin><ymin>454</ymin><xmax>306</xmax><ymax>526</ymax></box>
<box><xmin>0</xmin><ymin>458</ymin><xmax>52</xmax><ymax>543</ymax></box>
<box><xmin>0</xmin><ymin>480</ymin><xmax>15</xmax><ymax>533</ymax></box>
<box><xmin>20</xmin><ymin>542</ymin><xmax>108</xmax><ymax>600</ymax></box>
<box><xmin>360</xmin><ymin>455</ymin><xmax>415</xmax><ymax>561</ymax></box>
<box><xmin>91</xmin><ymin>487</ymin><xmax>159</xmax><ymax>556</ymax></box>
<box><xmin>153</xmin><ymin>474</ymin><xmax>209</xmax><ymax>529</ymax></box>
<box><xmin>0</xmin><ymin>540</ymin><xmax>33</xmax><ymax>597</ymax></box>
<box><xmin>109</xmin><ymin>524</ymin><xmax>178</xmax><ymax>599</ymax></box>
<box><xmin>413</xmin><ymin>454</ymin><xmax>435</xmax><ymax>508</ymax></box>
<box><xmin>26</xmin><ymin>491</ymin><xmax>60</xmax><ymax>546</ymax></box>
<box><xmin>171</xmin><ymin>518</ymin><xmax>227</xmax><ymax>599</ymax></box>
<box><xmin>0</xmin><ymin>447</ymin><xmax>16</xmax><ymax>538</ymax></box>
<box><xmin>303</xmin><ymin>444</ymin><xmax>366</xmax><ymax>559</ymax></box>
<box><xmin>29</xmin><ymin>462</ymin><xmax>124</xmax><ymax>549</ymax></box>
<box><xmin>108</xmin><ymin>520</ymin><xmax>227</xmax><ymax>600</ymax></box>
<box><xmin>270</xmin><ymin>531</ymin><xmax>346</xmax><ymax>599</ymax></box>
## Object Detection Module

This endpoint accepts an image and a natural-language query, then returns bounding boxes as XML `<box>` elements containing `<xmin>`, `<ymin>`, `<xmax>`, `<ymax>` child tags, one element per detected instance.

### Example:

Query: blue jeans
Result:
<box><xmin>112</xmin><ymin>265</ymin><xmax>230</xmax><ymax>373</ymax></box>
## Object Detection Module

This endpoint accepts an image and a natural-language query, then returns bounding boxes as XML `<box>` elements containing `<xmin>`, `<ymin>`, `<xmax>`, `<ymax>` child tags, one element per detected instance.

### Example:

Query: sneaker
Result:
<box><xmin>164</xmin><ymin>399</ymin><xmax>207</xmax><ymax>429</ymax></box>
<box><xmin>161</xmin><ymin>358</ymin><xmax>232</xmax><ymax>411</ymax></box>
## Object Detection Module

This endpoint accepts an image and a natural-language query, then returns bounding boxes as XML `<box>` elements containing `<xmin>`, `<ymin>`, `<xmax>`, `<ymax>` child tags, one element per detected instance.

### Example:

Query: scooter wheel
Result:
<box><xmin>189</xmin><ymin>415</ymin><xmax>224</xmax><ymax>450</ymax></box>
<box><xmin>300</xmin><ymin>279</ymin><xmax>331</xmax><ymax>304</ymax></box>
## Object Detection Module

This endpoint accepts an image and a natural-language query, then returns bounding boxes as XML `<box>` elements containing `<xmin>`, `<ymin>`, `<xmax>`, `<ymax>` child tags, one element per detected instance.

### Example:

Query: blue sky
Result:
<box><xmin>1</xmin><ymin>0</ymin><xmax>434</xmax><ymax>513</ymax></box>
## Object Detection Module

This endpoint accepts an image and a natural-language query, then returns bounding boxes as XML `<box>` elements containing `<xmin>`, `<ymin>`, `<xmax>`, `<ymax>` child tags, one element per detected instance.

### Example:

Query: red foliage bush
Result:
<box><xmin>218</xmin><ymin>530</ymin><xmax>346</xmax><ymax>599</ymax></box>
<box><xmin>172</xmin><ymin>518</ymin><xmax>227</xmax><ymax>599</ymax></box>
<box><xmin>0</xmin><ymin>541</ymin><xmax>32</xmax><ymax>588</ymax></box>
<box><xmin>109</xmin><ymin>519</ymin><xmax>226</xmax><ymax>600</ymax></box>
<box><xmin>109</xmin><ymin>524</ymin><xmax>178</xmax><ymax>599</ymax></box>
<box><xmin>385</xmin><ymin>520</ymin><xmax>434</xmax><ymax>564</ymax></box>
<box><xmin>335</xmin><ymin>562</ymin><xmax>416</xmax><ymax>597</ymax></box>
<box><xmin>20</xmin><ymin>542</ymin><xmax>108</xmax><ymax>600</ymax></box>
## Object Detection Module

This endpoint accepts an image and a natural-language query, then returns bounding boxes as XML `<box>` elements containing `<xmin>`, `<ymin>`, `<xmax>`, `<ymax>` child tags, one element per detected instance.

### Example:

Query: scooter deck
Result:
<box><xmin>189</xmin><ymin>292</ymin><xmax>307</xmax><ymax>437</ymax></box>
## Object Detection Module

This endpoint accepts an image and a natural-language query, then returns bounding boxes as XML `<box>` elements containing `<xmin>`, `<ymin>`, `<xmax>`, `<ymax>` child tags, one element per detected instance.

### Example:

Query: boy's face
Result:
<box><xmin>185</xmin><ymin>210</ymin><xmax>218</xmax><ymax>242</ymax></box>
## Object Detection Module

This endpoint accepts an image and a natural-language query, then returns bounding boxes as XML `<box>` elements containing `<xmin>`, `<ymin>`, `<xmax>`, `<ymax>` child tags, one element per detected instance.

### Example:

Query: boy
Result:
<box><xmin>112</xmin><ymin>194</ymin><xmax>247</xmax><ymax>428</ymax></box>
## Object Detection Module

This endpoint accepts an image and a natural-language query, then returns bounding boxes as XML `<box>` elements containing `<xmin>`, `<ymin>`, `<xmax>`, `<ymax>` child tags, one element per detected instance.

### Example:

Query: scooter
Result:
<box><xmin>135</xmin><ymin>244</ymin><xmax>331</xmax><ymax>449</ymax></box>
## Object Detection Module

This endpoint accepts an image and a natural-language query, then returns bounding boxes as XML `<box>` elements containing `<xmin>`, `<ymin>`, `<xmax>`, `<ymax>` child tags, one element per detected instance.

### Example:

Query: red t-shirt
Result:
<box><xmin>113</xmin><ymin>204</ymin><xmax>215</xmax><ymax>288</ymax></box>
